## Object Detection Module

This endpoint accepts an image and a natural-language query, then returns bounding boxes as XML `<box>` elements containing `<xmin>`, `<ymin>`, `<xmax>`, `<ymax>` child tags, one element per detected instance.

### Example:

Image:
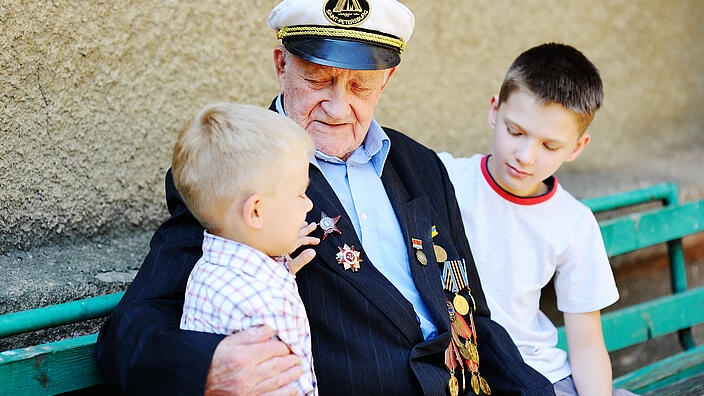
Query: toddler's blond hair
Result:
<box><xmin>172</xmin><ymin>102</ymin><xmax>312</xmax><ymax>230</ymax></box>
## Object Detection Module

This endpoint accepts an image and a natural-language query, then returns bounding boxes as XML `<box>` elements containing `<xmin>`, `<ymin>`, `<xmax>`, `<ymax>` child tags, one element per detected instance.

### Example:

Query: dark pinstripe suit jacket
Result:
<box><xmin>96</xmin><ymin>102</ymin><xmax>554</xmax><ymax>395</ymax></box>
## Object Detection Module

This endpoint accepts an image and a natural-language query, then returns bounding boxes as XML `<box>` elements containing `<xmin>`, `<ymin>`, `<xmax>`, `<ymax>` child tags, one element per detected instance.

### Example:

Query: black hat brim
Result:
<box><xmin>283</xmin><ymin>37</ymin><xmax>400</xmax><ymax>70</ymax></box>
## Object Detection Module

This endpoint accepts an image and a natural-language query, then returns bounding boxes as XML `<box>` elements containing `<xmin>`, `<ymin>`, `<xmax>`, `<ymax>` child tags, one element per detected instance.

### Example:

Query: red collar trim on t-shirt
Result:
<box><xmin>480</xmin><ymin>155</ymin><xmax>557</xmax><ymax>205</ymax></box>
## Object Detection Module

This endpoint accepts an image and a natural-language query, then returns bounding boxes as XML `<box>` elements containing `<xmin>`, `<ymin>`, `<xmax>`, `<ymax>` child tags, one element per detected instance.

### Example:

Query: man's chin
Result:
<box><xmin>308</xmin><ymin>138</ymin><xmax>352</xmax><ymax>158</ymax></box>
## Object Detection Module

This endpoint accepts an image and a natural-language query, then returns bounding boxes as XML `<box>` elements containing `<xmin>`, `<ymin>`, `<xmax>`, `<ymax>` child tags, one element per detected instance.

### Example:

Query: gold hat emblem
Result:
<box><xmin>324</xmin><ymin>0</ymin><xmax>370</xmax><ymax>27</ymax></box>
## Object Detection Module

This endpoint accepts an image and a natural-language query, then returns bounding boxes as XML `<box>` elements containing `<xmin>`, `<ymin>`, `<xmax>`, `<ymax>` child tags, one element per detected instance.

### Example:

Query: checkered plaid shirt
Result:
<box><xmin>181</xmin><ymin>231</ymin><xmax>317</xmax><ymax>395</ymax></box>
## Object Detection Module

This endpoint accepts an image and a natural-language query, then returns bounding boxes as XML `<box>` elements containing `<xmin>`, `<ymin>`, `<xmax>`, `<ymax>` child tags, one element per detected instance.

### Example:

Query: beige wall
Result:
<box><xmin>2</xmin><ymin>0</ymin><xmax>703</xmax><ymax>251</ymax></box>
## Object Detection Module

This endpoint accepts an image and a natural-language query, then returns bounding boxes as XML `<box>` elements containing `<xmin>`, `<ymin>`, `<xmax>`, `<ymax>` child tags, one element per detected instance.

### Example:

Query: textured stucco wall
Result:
<box><xmin>2</xmin><ymin>0</ymin><xmax>703</xmax><ymax>251</ymax></box>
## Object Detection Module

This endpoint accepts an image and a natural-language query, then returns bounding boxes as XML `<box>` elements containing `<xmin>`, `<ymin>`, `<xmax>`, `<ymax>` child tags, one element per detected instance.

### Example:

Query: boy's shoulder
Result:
<box><xmin>553</xmin><ymin>183</ymin><xmax>595</xmax><ymax>220</ymax></box>
<box><xmin>437</xmin><ymin>152</ymin><xmax>483</xmax><ymax>177</ymax></box>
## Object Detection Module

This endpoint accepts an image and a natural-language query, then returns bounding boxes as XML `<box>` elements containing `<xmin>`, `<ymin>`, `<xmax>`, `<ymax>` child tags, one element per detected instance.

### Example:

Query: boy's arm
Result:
<box><xmin>564</xmin><ymin>311</ymin><xmax>612</xmax><ymax>396</ymax></box>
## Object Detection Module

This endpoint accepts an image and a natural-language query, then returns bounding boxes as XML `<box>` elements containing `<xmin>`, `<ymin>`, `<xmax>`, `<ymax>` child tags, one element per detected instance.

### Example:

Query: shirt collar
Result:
<box><xmin>201</xmin><ymin>230</ymin><xmax>291</xmax><ymax>279</ymax></box>
<box><xmin>275</xmin><ymin>93</ymin><xmax>390</xmax><ymax>177</ymax></box>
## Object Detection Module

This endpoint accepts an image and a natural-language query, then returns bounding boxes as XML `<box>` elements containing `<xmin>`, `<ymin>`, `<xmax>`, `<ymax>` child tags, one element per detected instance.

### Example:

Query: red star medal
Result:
<box><xmin>336</xmin><ymin>244</ymin><xmax>362</xmax><ymax>272</ymax></box>
<box><xmin>319</xmin><ymin>211</ymin><xmax>341</xmax><ymax>239</ymax></box>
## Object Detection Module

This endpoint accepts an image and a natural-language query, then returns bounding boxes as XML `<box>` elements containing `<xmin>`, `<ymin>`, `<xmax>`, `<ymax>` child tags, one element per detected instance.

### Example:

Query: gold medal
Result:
<box><xmin>453</xmin><ymin>294</ymin><xmax>470</xmax><ymax>316</ymax></box>
<box><xmin>433</xmin><ymin>244</ymin><xmax>447</xmax><ymax>262</ymax></box>
<box><xmin>468</xmin><ymin>342</ymin><xmax>479</xmax><ymax>364</ymax></box>
<box><xmin>448</xmin><ymin>375</ymin><xmax>459</xmax><ymax>396</ymax></box>
<box><xmin>416</xmin><ymin>249</ymin><xmax>428</xmax><ymax>265</ymax></box>
<box><xmin>479</xmin><ymin>376</ymin><xmax>491</xmax><ymax>395</ymax></box>
<box><xmin>451</xmin><ymin>331</ymin><xmax>472</xmax><ymax>361</ymax></box>
<box><xmin>471</xmin><ymin>373</ymin><xmax>480</xmax><ymax>395</ymax></box>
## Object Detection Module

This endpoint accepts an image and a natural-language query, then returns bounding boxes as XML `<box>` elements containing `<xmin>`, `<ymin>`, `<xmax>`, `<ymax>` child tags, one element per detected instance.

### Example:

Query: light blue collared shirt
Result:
<box><xmin>276</xmin><ymin>95</ymin><xmax>437</xmax><ymax>339</ymax></box>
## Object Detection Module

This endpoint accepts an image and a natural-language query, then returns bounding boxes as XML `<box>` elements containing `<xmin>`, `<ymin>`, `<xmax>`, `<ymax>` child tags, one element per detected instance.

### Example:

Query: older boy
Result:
<box><xmin>172</xmin><ymin>103</ymin><xmax>318</xmax><ymax>395</ymax></box>
<box><xmin>440</xmin><ymin>43</ymin><xmax>635</xmax><ymax>395</ymax></box>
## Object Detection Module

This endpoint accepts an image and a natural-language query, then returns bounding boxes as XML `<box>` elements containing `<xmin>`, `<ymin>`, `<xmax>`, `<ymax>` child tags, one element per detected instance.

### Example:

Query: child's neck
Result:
<box><xmin>209</xmin><ymin>226</ymin><xmax>267</xmax><ymax>254</ymax></box>
<box><xmin>486</xmin><ymin>155</ymin><xmax>549</xmax><ymax>198</ymax></box>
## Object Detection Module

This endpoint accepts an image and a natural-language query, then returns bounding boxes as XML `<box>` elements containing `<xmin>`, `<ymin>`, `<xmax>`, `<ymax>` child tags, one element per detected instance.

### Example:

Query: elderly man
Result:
<box><xmin>97</xmin><ymin>0</ymin><xmax>555</xmax><ymax>395</ymax></box>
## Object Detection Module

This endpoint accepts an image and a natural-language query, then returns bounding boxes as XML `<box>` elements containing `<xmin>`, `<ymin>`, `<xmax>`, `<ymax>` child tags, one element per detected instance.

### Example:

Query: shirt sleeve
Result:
<box><xmin>554</xmin><ymin>208</ymin><xmax>620</xmax><ymax>313</ymax></box>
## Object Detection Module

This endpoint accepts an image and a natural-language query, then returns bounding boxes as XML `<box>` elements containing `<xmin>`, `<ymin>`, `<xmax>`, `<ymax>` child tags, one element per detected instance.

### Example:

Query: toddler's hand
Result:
<box><xmin>287</xmin><ymin>222</ymin><xmax>320</xmax><ymax>275</ymax></box>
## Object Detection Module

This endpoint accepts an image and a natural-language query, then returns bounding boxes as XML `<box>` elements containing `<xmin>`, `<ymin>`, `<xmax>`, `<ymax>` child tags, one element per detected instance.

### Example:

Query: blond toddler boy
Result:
<box><xmin>173</xmin><ymin>103</ymin><xmax>318</xmax><ymax>395</ymax></box>
<box><xmin>440</xmin><ymin>43</ymin><xmax>636</xmax><ymax>396</ymax></box>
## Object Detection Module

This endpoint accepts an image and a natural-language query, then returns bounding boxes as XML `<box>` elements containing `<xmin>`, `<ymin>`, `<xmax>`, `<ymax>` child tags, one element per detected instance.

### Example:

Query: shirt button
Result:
<box><xmin>360</xmin><ymin>213</ymin><xmax>368</xmax><ymax>221</ymax></box>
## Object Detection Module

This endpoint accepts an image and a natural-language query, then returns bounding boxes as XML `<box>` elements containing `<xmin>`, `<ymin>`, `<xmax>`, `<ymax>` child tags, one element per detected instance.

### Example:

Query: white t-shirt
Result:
<box><xmin>439</xmin><ymin>153</ymin><xmax>619</xmax><ymax>383</ymax></box>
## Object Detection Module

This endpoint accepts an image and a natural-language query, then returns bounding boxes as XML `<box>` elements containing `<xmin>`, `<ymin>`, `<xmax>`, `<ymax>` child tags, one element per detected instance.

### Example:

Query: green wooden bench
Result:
<box><xmin>1</xmin><ymin>183</ymin><xmax>703</xmax><ymax>395</ymax></box>
<box><xmin>555</xmin><ymin>183</ymin><xmax>704</xmax><ymax>395</ymax></box>
<box><xmin>0</xmin><ymin>293</ymin><xmax>123</xmax><ymax>394</ymax></box>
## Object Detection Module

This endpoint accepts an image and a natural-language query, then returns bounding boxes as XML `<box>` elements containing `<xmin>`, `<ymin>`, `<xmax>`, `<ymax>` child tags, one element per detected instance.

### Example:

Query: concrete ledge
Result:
<box><xmin>0</xmin><ymin>230</ymin><xmax>152</xmax><ymax>351</ymax></box>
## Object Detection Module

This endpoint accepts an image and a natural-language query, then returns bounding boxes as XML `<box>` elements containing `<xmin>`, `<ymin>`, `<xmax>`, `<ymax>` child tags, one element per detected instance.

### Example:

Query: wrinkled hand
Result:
<box><xmin>287</xmin><ymin>222</ymin><xmax>319</xmax><ymax>275</ymax></box>
<box><xmin>205</xmin><ymin>326</ymin><xmax>303</xmax><ymax>396</ymax></box>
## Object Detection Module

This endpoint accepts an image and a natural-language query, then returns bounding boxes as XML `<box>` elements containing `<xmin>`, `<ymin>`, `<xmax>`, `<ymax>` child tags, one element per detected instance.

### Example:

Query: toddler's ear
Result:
<box><xmin>566</xmin><ymin>132</ymin><xmax>591</xmax><ymax>162</ymax></box>
<box><xmin>241</xmin><ymin>194</ymin><xmax>265</xmax><ymax>229</ymax></box>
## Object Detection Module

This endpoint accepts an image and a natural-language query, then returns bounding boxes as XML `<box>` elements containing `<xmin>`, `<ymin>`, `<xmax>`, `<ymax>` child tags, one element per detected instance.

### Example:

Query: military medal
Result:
<box><xmin>468</xmin><ymin>342</ymin><xmax>479</xmax><ymax>364</ymax></box>
<box><xmin>416</xmin><ymin>250</ymin><xmax>427</xmax><ymax>265</ymax></box>
<box><xmin>437</xmin><ymin>228</ymin><xmax>491</xmax><ymax>395</ymax></box>
<box><xmin>480</xmin><ymin>376</ymin><xmax>491</xmax><ymax>394</ymax></box>
<box><xmin>319</xmin><ymin>211</ymin><xmax>341</xmax><ymax>239</ymax></box>
<box><xmin>444</xmin><ymin>274</ymin><xmax>491</xmax><ymax>394</ymax></box>
<box><xmin>453</xmin><ymin>294</ymin><xmax>470</xmax><ymax>316</ymax></box>
<box><xmin>449</xmin><ymin>375</ymin><xmax>459</xmax><ymax>396</ymax></box>
<box><xmin>430</xmin><ymin>225</ymin><xmax>448</xmax><ymax>262</ymax></box>
<box><xmin>411</xmin><ymin>238</ymin><xmax>427</xmax><ymax>265</ymax></box>
<box><xmin>471</xmin><ymin>373</ymin><xmax>480</xmax><ymax>395</ymax></box>
<box><xmin>446</xmin><ymin>300</ymin><xmax>456</xmax><ymax>322</ymax></box>
<box><xmin>442</xmin><ymin>260</ymin><xmax>471</xmax><ymax>315</ymax></box>
<box><xmin>336</xmin><ymin>244</ymin><xmax>361</xmax><ymax>271</ymax></box>
<box><xmin>444</xmin><ymin>340</ymin><xmax>459</xmax><ymax>396</ymax></box>
<box><xmin>433</xmin><ymin>244</ymin><xmax>447</xmax><ymax>262</ymax></box>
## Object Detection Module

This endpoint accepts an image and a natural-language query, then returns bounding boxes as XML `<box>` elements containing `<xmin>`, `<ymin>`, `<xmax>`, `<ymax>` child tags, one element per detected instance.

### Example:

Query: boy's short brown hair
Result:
<box><xmin>172</xmin><ymin>103</ymin><xmax>312</xmax><ymax>230</ymax></box>
<box><xmin>498</xmin><ymin>43</ymin><xmax>604</xmax><ymax>133</ymax></box>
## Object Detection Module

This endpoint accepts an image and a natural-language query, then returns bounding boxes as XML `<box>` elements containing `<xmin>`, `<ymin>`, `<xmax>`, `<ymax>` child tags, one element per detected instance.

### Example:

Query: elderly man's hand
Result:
<box><xmin>205</xmin><ymin>326</ymin><xmax>303</xmax><ymax>396</ymax></box>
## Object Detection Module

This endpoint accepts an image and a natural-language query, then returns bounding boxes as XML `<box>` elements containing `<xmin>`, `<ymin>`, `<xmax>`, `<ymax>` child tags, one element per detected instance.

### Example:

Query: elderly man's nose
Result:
<box><xmin>320</xmin><ymin>85</ymin><xmax>351</xmax><ymax>120</ymax></box>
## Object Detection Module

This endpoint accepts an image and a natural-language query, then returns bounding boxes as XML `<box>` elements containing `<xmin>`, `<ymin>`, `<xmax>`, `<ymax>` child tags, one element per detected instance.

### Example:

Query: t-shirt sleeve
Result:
<box><xmin>437</xmin><ymin>151</ymin><xmax>472</xmax><ymax>196</ymax></box>
<box><xmin>437</xmin><ymin>152</ymin><xmax>458</xmax><ymax>181</ymax></box>
<box><xmin>553</xmin><ymin>208</ymin><xmax>620</xmax><ymax>313</ymax></box>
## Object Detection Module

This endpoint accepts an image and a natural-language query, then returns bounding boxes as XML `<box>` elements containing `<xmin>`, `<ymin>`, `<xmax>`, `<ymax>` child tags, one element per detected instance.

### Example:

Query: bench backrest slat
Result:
<box><xmin>582</xmin><ymin>182</ymin><xmax>678</xmax><ymax>212</ymax></box>
<box><xmin>600</xmin><ymin>201</ymin><xmax>704</xmax><ymax>257</ymax></box>
<box><xmin>556</xmin><ymin>286</ymin><xmax>704</xmax><ymax>352</ymax></box>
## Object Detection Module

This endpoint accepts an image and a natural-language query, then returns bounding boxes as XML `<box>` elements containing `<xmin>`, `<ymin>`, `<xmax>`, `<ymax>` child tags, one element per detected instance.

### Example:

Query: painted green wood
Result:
<box><xmin>599</xmin><ymin>201</ymin><xmax>704</xmax><ymax>257</ymax></box>
<box><xmin>613</xmin><ymin>344</ymin><xmax>704</xmax><ymax>393</ymax></box>
<box><xmin>642</xmin><ymin>372</ymin><xmax>704</xmax><ymax>396</ymax></box>
<box><xmin>555</xmin><ymin>286</ymin><xmax>704</xmax><ymax>352</ymax></box>
<box><xmin>582</xmin><ymin>183</ymin><xmax>677</xmax><ymax>212</ymax></box>
<box><xmin>0</xmin><ymin>292</ymin><xmax>124</xmax><ymax>337</ymax></box>
<box><xmin>0</xmin><ymin>333</ymin><xmax>104</xmax><ymax>395</ymax></box>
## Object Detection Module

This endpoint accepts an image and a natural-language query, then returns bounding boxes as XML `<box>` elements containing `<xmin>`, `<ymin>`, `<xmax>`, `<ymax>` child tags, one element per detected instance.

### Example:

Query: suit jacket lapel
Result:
<box><xmin>381</xmin><ymin>163</ymin><xmax>451</xmax><ymax>336</ymax></box>
<box><xmin>305</xmin><ymin>166</ymin><xmax>425</xmax><ymax>345</ymax></box>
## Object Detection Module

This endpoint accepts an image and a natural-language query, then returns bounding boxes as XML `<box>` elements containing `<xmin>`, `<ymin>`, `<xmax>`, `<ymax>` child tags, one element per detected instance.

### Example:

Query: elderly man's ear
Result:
<box><xmin>273</xmin><ymin>45</ymin><xmax>287</xmax><ymax>79</ymax></box>
<box><xmin>381</xmin><ymin>67</ymin><xmax>396</xmax><ymax>90</ymax></box>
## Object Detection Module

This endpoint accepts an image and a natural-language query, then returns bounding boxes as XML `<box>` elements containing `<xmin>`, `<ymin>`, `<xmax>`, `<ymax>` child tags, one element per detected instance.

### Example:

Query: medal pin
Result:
<box><xmin>411</xmin><ymin>238</ymin><xmax>428</xmax><ymax>265</ymax></box>
<box><xmin>319</xmin><ymin>211</ymin><xmax>341</xmax><ymax>239</ymax></box>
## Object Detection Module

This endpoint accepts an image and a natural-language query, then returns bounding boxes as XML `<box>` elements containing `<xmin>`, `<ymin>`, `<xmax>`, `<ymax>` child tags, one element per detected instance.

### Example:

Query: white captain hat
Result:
<box><xmin>268</xmin><ymin>0</ymin><xmax>415</xmax><ymax>70</ymax></box>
